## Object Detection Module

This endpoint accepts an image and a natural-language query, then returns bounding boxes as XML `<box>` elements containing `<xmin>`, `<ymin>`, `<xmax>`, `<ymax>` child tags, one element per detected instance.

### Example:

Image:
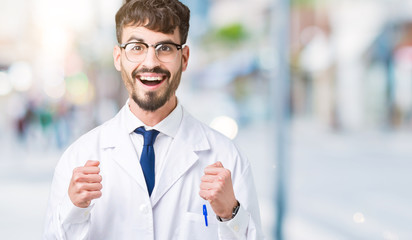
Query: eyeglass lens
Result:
<box><xmin>124</xmin><ymin>43</ymin><xmax>179</xmax><ymax>63</ymax></box>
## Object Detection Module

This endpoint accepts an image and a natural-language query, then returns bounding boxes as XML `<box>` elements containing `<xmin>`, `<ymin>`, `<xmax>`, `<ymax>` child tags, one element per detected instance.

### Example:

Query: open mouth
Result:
<box><xmin>138</xmin><ymin>75</ymin><xmax>166</xmax><ymax>87</ymax></box>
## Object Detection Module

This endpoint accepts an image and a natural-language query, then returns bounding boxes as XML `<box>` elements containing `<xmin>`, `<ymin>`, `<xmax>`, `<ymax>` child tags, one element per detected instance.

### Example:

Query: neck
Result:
<box><xmin>128</xmin><ymin>96</ymin><xmax>177</xmax><ymax>127</ymax></box>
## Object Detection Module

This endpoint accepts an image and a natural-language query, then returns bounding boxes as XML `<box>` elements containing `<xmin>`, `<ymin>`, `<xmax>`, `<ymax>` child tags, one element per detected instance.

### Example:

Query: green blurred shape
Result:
<box><xmin>291</xmin><ymin>0</ymin><xmax>318</xmax><ymax>6</ymax></box>
<box><xmin>65</xmin><ymin>72</ymin><xmax>89</xmax><ymax>96</ymax></box>
<box><xmin>215</xmin><ymin>23</ymin><xmax>248</xmax><ymax>43</ymax></box>
<box><xmin>39</xmin><ymin>109</ymin><xmax>53</xmax><ymax>129</ymax></box>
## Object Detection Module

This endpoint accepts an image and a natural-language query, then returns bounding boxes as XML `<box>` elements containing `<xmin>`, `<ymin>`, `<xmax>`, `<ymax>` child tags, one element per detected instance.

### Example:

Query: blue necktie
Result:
<box><xmin>134</xmin><ymin>127</ymin><xmax>159</xmax><ymax>196</ymax></box>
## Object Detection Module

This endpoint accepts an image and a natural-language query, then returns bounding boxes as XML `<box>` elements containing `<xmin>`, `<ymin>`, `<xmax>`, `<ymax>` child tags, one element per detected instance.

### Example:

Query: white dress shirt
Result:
<box><xmin>124</xmin><ymin>99</ymin><xmax>183</xmax><ymax>190</ymax></box>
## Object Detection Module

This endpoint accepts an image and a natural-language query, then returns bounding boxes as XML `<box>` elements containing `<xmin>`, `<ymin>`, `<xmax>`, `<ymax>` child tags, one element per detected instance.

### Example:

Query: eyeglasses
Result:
<box><xmin>119</xmin><ymin>41</ymin><xmax>183</xmax><ymax>63</ymax></box>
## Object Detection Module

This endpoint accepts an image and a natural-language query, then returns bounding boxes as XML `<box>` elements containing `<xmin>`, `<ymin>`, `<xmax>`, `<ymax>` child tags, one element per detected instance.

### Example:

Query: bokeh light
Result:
<box><xmin>65</xmin><ymin>72</ymin><xmax>94</xmax><ymax>105</ymax></box>
<box><xmin>43</xmin><ymin>80</ymin><xmax>66</xmax><ymax>100</ymax></box>
<box><xmin>210</xmin><ymin>116</ymin><xmax>239</xmax><ymax>140</ymax></box>
<box><xmin>353</xmin><ymin>212</ymin><xmax>365</xmax><ymax>224</ymax></box>
<box><xmin>8</xmin><ymin>62</ymin><xmax>33</xmax><ymax>92</ymax></box>
<box><xmin>0</xmin><ymin>71</ymin><xmax>12</xmax><ymax>96</ymax></box>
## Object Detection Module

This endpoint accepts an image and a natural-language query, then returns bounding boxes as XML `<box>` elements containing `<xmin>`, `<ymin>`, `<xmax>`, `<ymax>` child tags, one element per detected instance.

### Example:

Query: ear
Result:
<box><xmin>113</xmin><ymin>45</ymin><xmax>122</xmax><ymax>71</ymax></box>
<box><xmin>181</xmin><ymin>45</ymin><xmax>190</xmax><ymax>72</ymax></box>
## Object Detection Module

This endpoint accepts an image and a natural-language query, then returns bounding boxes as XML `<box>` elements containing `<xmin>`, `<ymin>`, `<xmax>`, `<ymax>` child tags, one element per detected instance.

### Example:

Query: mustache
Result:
<box><xmin>132</xmin><ymin>67</ymin><xmax>171</xmax><ymax>79</ymax></box>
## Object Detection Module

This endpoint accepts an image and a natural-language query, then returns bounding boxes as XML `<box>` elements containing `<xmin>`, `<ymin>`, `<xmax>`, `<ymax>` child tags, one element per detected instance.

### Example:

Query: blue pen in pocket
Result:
<box><xmin>202</xmin><ymin>204</ymin><xmax>208</xmax><ymax>227</ymax></box>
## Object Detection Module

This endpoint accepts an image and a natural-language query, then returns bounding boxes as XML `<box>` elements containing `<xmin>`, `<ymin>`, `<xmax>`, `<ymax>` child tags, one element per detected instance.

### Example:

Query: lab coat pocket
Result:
<box><xmin>178</xmin><ymin>212</ymin><xmax>219</xmax><ymax>240</ymax></box>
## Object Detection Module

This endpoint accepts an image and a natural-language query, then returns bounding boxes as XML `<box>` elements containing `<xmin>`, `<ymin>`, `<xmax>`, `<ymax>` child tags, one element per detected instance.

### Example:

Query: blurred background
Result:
<box><xmin>1</xmin><ymin>0</ymin><xmax>412</xmax><ymax>239</ymax></box>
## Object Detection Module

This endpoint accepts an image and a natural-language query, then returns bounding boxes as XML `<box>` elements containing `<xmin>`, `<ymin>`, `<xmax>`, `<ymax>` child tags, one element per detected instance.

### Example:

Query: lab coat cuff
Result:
<box><xmin>217</xmin><ymin>204</ymin><xmax>249</xmax><ymax>239</ymax></box>
<box><xmin>60</xmin><ymin>195</ymin><xmax>94</xmax><ymax>224</ymax></box>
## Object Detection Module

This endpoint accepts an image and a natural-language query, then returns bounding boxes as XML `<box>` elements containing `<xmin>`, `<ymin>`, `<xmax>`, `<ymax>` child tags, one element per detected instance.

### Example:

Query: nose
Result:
<box><xmin>140</xmin><ymin>46</ymin><xmax>160</xmax><ymax>69</ymax></box>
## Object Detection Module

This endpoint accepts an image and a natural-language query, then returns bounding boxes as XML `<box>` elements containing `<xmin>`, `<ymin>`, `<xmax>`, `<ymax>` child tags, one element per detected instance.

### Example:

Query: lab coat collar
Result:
<box><xmin>99</xmin><ymin>102</ymin><xmax>210</xmax><ymax>204</ymax></box>
<box><xmin>100</xmin><ymin>102</ymin><xmax>209</xmax><ymax>151</ymax></box>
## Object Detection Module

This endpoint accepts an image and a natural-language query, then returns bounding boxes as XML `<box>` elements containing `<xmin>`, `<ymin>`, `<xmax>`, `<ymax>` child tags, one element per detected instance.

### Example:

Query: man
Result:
<box><xmin>44</xmin><ymin>0</ymin><xmax>264</xmax><ymax>239</ymax></box>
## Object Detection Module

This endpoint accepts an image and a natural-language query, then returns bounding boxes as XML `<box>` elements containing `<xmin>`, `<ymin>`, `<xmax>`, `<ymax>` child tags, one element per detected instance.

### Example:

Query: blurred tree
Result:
<box><xmin>215</xmin><ymin>23</ymin><xmax>248</xmax><ymax>43</ymax></box>
<box><xmin>291</xmin><ymin>0</ymin><xmax>318</xmax><ymax>6</ymax></box>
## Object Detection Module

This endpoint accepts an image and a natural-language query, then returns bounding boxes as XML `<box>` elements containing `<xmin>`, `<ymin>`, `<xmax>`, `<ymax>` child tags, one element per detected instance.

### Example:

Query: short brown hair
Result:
<box><xmin>115</xmin><ymin>0</ymin><xmax>190</xmax><ymax>44</ymax></box>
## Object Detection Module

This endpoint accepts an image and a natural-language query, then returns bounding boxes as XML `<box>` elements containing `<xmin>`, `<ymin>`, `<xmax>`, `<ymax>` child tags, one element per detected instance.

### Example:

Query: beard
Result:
<box><xmin>122</xmin><ymin>65</ymin><xmax>182</xmax><ymax>112</ymax></box>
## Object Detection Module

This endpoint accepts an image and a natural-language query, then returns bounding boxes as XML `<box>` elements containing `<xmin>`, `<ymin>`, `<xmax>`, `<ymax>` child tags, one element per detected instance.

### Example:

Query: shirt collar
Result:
<box><xmin>123</xmin><ymin>98</ymin><xmax>183</xmax><ymax>138</ymax></box>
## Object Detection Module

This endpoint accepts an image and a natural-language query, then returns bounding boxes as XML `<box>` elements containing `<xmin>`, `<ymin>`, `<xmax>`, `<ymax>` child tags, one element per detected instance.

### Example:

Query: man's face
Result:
<box><xmin>113</xmin><ymin>26</ymin><xmax>189</xmax><ymax>112</ymax></box>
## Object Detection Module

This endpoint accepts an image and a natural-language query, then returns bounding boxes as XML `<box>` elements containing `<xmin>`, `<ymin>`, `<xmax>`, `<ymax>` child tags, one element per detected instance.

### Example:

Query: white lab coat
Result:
<box><xmin>44</xmin><ymin>105</ymin><xmax>264</xmax><ymax>240</ymax></box>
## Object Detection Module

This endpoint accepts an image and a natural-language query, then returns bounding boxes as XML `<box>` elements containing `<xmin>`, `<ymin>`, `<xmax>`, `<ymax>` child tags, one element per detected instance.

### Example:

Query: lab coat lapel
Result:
<box><xmin>100</xmin><ymin>110</ymin><xmax>148</xmax><ymax>193</ymax></box>
<box><xmin>151</xmin><ymin>111</ymin><xmax>210</xmax><ymax>207</ymax></box>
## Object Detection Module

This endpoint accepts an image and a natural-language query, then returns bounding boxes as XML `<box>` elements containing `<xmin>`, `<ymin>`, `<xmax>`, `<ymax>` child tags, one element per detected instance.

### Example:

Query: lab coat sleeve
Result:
<box><xmin>43</xmin><ymin>145</ymin><xmax>93</xmax><ymax>240</ymax></box>
<box><xmin>217</xmin><ymin>163</ymin><xmax>265</xmax><ymax>240</ymax></box>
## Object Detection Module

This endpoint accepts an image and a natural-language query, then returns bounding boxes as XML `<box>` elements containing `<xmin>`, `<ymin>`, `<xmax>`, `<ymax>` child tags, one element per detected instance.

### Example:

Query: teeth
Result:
<box><xmin>140</xmin><ymin>76</ymin><xmax>163</xmax><ymax>81</ymax></box>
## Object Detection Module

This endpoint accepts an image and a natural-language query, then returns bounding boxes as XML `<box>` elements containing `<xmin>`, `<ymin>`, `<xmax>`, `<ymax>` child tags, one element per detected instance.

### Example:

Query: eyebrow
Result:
<box><xmin>125</xmin><ymin>35</ymin><xmax>180</xmax><ymax>45</ymax></box>
<box><xmin>125</xmin><ymin>36</ymin><xmax>144</xmax><ymax>43</ymax></box>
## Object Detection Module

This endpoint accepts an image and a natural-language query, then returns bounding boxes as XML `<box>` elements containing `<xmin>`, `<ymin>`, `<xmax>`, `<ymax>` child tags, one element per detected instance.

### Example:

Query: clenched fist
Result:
<box><xmin>199</xmin><ymin>161</ymin><xmax>238</xmax><ymax>219</ymax></box>
<box><xmin>68</xmin><ymin>160</ymin><xmax>103</xmax><ymax>208</ymax></box>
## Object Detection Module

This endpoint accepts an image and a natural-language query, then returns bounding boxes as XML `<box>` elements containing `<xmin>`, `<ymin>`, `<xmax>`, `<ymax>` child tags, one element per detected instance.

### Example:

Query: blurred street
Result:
<box><xmin>286</xmin><ymin>120</ymin><xmax>412</xmax><ymax>240</ymax></box>
<box><xmin>0</xmin><ymin>129</ymin><xmax>57</xmax><ymax>239</ymax></box>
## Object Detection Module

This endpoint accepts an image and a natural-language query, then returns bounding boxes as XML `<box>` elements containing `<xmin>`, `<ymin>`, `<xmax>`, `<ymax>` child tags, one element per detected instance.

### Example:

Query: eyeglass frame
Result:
<box><xmin>118</xmin><ymin>41</ymin><xmax>184</xmax><ymax>63</ymax></box>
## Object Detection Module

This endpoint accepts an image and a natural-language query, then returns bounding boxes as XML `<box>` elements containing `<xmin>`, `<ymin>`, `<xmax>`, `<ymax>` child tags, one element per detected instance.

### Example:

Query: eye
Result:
<box><xmin>127</xmin><ymin>43</ymin><xmax>145</xmax><ymax>52</ymax></box>
<box><xmin>131</xmin><ymin>45</ymin><xmax>142</xmax><ymax>51</ymax></box>
<box><xmin>157</xmin><ymin>44</ymin><xmax>173</xmax><ymax>52</ymax></box>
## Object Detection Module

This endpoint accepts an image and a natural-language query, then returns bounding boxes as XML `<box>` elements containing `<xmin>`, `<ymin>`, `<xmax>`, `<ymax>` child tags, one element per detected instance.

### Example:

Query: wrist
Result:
<box><xmin>217</xmin><ymin>200</ymin><xmax>240</xmax><ymax>221</ymax></box>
